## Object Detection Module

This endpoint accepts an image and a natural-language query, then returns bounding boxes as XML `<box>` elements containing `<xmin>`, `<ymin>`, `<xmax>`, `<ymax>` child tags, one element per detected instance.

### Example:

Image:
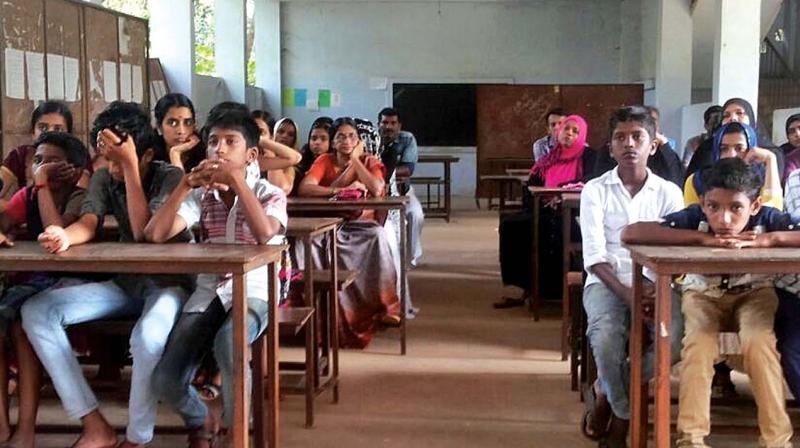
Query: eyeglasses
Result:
<box><xmin>334</xmin><ymin>133</ymin><xmax>359</xmax><ymax>142</ymax></box>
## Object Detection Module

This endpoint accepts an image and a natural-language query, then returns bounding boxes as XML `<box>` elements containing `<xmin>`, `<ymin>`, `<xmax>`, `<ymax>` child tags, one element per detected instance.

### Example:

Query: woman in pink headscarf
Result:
<box><xmin>529</xmin><ymin>115</ymin><xmax>591</xmax><ymax>187</ymax></box>
<box><xmin>495</xmin><ymin>114</ymin><xmax>595</xmax><ymax>308</ymax></box>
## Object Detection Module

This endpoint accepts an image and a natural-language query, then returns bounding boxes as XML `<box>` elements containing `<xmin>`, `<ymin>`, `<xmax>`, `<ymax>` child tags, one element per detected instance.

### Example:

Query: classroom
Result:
<box><xmin>1</xmin><ymin>0</ymin><xmax>800</xmax><ymax>447</ymax></box>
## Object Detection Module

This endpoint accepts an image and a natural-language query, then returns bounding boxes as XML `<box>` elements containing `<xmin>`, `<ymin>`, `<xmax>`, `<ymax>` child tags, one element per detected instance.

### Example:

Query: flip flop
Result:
<box><xmin>199</xmin><ymin>383</ymin><xmax>221</xmax><ymax>401</ymax></box>
<box><xmin>581</xmin><ymin>381</ymin><xmax>611</xmax><ymax>441</ymax></box>
<box><xmin>492</xmin><ymin>297</ymin><xmax>526</xmax><ymax>309</ymax></box>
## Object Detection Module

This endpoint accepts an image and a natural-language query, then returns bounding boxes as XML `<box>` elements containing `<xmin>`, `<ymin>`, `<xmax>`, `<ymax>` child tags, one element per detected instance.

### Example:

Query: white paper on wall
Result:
<box><xmin>103</xmin><ymin>60</ymin><xmax>118</xmax><ymax>102</ymax></box>
<box><xmin>46</xmin><ymin>54</ymin><xmax>65</xmax><ymax>100</ymax></box>
<box><xmin>119</xmin><ymin>62</ymin><xmax>132</xmax><ymax>102</ymax></box>
<box><xmin>3</xmin><ymin>48</ymin><xmax>26</xmax><ymax>99</ymax></box>
<box><xmin>64</xmin><ymin>57</ymin><xmax>80</xmax><ymax>101</ymax></box>
<box><xmin>131</xmin><ymin>65</ymin><xmax>143</xmax><ymax>103</ymax></box>
<box><xmin>25</xmin><ymin>51</ymin><xmax>46</xmax><ymax>101</ymax></box>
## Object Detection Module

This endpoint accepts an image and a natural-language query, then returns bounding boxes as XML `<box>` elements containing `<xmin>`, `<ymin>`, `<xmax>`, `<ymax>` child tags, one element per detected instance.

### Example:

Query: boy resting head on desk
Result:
<box><xmin>145</xmin><ymin>103</ymin><xmax>287</xmax><ymax>448</ymax></box>
<box><xmin>622</xmin><ymin>157</ymin><xmax>799</xmax><ymax>448</ymax></box>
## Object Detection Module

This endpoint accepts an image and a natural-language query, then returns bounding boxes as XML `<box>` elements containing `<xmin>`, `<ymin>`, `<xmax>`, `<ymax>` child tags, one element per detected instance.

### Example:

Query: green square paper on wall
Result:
<box><xmin>318</xmin><ymin>89</ymin><xmax>331</xmax><ymax>108</ymax></box>
<box><xmin>282</xmin><ymin>88</ymin><xmax>295</xmax><ymax>107</ymax></box>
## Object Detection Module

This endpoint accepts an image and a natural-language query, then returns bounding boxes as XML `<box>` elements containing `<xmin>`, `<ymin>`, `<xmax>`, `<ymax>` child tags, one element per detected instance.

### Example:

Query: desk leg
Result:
<box><xmin>629</xmin><ymin>263</ymin><xmax>647</xmax><ymax>448</ymax></box>
<box><xmin>530</xmin><ymin>194</ymin><xmax>541</xmax><ymax>319</ymax></box>
<box><xmin>232</xmin><ymin>274</ymin><xmax>250</xmax><ymax>448</ymax></box>
<box><xmin>329</xmin><ymin>228</ymin><xmax>340</xmax><ymax>402</ymax></box>
<box><xmin>654</xmin><ymin>274</ymin><xmax>672</xmax><ymax>448</ymax></box>
<box><xmin>400</xmin><ymin>205</ymin><xmax>408</xmax><ymax>355</ymax></box>
<box><xmin>560</xmin><ymin>203</ymin><xmax>571</xmax><ymax>362</ymax></box>
<box><xmin>444</xmin><ymin>161</ymin><xmax>452</xmax><ymax>223</ymax></box>
<box><xmin>304</xmin><ymin>239</ymin><xmax>319</xmax><ymax>388</ymax></box>
<box><xmin>267</xmin><ymin>263</ymin><xmax>280</xmax><ymax>448</ymax></box>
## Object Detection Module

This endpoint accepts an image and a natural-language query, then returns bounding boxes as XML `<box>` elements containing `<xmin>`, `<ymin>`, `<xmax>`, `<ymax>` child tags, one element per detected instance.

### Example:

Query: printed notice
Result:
<box><xmin>331</xmin><ymin>91</ymin><xmax>342</xmax><ymax>108</ymax></box>
<box><xmin>26</xmin><ymin>51</ymin><xmax>46</xmax><ymax>101</ymax></box>
<box><xmin>47</xmin><ymin>54</ymin><xmax>65</xmax><ymax>100</ymax></box>
<box><xmin>103</xmin><ymin>60</ymin><xmax>118</xmax><ymax>102</ymax></box>
<box><xmin>131</xmin><ymin>65</ymin><xmax>143</xmax><ymax>103</ymax></box>
<box><xmin>3</xmin><ymin>48</ymin><xmax>25</xmax><ymax>99</ymax></box>
<box><xmin>119</xmin><ymin>63</ymin><xmax>132</xmax><ymax>102</ymax></box>
<box><xmin>64</xmin><ymin>57</ymin><xmax>80</xmax><ymax>101</ymax></box>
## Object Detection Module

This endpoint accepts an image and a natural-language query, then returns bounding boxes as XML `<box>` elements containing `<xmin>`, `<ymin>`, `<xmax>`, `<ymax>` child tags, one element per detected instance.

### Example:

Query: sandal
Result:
<box><xmin>492</xmin><ymin>296</ymin><xmax>526</xmax><ymax>309</ymax></box>
<box><xmin>379</xmin><ymin>314</ymin><xmax>402</xmax><ymax>327</ymax></box>
<box><xmin>581</xmin><ymin>380</ymin><xmax>611</xmax><ymax>441</ymax></box>
<box><xmin>199</xmin><ymin>383</ymin><xmax>221</xmax><ymax>401</ymax></box>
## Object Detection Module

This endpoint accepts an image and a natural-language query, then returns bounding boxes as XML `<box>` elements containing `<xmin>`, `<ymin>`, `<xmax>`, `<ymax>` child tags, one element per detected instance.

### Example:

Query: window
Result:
<box><xmin>194</xmin><ymin>0</ymin><xmax>215</xmax><ymax>76</ymax></box>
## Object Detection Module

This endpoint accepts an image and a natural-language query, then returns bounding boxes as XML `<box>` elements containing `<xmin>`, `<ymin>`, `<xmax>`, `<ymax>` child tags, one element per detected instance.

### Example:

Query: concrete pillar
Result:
<box><xmin>654</xmin><ymin>0</ymin><xmax>693</xmax><ymax>146</ymax></box>
<box><xmin>215</xmin><ymin>0</ymin><xmax>247</xmax><ymax>102</ymax></box>
<box><xmin>148</xmin><ymin>0</ymin><xmax>194</xmax><ymax>97</ymax></box>
<box><xmin>712</xmin><ymin>0</ymin><xmax>761</xmax><ymax>113</ymax></box>
<box><xmin>253</xmin><ymin>0</ymin><xmax>282</xmax><ymax>116</ymax></box>
<box><xmin>655</xmin><ymin>0</ymin><xmax>692</xmax><ymax>152</ymax></box>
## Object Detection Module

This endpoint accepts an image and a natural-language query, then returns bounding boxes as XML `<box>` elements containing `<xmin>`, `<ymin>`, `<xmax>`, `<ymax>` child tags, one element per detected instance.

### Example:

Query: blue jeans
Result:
<box><xmin>775</xmin><ymin>288</ymin><xmax>800</xmax><ymax>401</ymax></box>
<box><xmin>21</xmin><ymin>278</ymin><xmax>186</xmax><ymax>444</ymax></box>
<box><xmin>151</xmin><ymin>297</ymin><xmax>269</xmax><ymax>429</ymax></box>
<box><xmin>583</xmin><ymin>281</ymin><xmax>684</xmax><ymax>419</ymax></box>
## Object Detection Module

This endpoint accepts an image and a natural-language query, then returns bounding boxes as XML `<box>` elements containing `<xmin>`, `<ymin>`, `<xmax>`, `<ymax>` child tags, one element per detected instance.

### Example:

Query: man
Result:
<box><xmin>378</xmin><ymin>107</ymin><xmax>424</xmax><ymax>269</ymax></box>
<box><xmin>532</xmin><ymin>107</ymin><xmax>567</xmax><ymax>161</ymax></box>
<box><xmin>682</xmin><ymin>105</ymin><xmax>722</xmax><ymax>169</ymax></box>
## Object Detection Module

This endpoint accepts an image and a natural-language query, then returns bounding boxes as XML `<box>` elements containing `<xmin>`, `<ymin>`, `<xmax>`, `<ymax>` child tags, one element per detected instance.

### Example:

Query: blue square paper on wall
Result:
<box><xmin>294</xmin><ymin>89</ymin><xmax>307</xmax><ymax>108</ymax></box>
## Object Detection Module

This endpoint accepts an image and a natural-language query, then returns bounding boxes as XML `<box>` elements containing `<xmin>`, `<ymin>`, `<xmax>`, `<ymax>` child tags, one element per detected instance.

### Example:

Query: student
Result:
<box><xmin>298</xmin><ymin>117</ymin><xmax>333</xmax><ymax>177</ymax></box>
<box><xmin>776</xmin><ymin>165</ymin><xmax>800</xmax><ymax>405</ymax></box>
<box><xmin>622</xmin><ymin>157</ymin><xmax>795</xmax><ymax>448</ymax></box>
<box><xmin>146</xmin><ymin>105</ymin><xmax>287</xmax><ymax>448</ymax></box>
<box><xmin>0</xmin><ymin>132</ymin><xmax>89</xmax><ymax>448</ymax></box>
<box><xmin>261</xmin><ymin>116</ymin><xmax>302</xmax><ymax>195</ymax></box>
<box><xmin>154</xmin><ymin>93</ymin><xmax>205</xmax><ymax>172</ymax></box>
<box><xmin>579</xmin><ymin>106</ymin><xmax>684</xmax><ymax>448</ymax></box>
<box><xmin>688</xmin><ymin>98</ymin><xmax>784</xmax><ymax>177</ymax></box>
<box><xmin>779</xmin><ymin>113</ymin><xmax>800</xmax><ymax>183</ymax></box>
<box><xmin>251</xmin><ymin>109</ymin><xmax>276</xmax><ymax>140</ymax></box>
<box><xmin>21</xmin><ymin>101</ymin><xmax>193</xmax><ymax>448</ymax></box>
<box><xmin>495</xmin><ymin>115</ymin><xmax>595</xmax><ymax>308</ymax></box>
<box><xmin>532</xmin><ymin>107</ymin><xmax>568</xmax><ymax>161</ymax></box>
<box><xmin>683</xmin><ymin>122</ymin><xmax>782</xmax><ymax>209</ymax></box>
<box><xmin>682</xmin><ymin>105</ymin><xmax>722</xmax><ymax>169</ymax></box>
<box><xmin>298</xmin><ymin>117</ymin><xmax>401</xmax><ymax>347</ymax></box>
<box><xmin>0</xmin><ymin>101</ymin><xmax>75</xmax><ymax>204</ymax></box>
<box><xmin>588</xmin><ymin>109</ymin><xmax>685</xmax><ymax>188</ymax></box>
<box><xmin>378</xmin><ymin>108</ymin><xmax>426</xmax><ymax>268</ymax></box>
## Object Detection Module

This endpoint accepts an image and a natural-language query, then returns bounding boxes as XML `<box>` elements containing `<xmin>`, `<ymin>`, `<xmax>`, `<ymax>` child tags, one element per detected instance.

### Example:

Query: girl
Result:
<box><xmin>683</xmin><ymin>122</ymin><xmax>781</xmax><ymax>208</ymax></box>
<box><xmin>154</xmin><ymin>93</ymin><xmax>205</xmax><ymax>172</ymax></box>
<box><xmin>496</xmin><ymin>115</ymin><xmax>595</xmax><ymax>308</ymax></box>
<box><xmin>0</xmin><ymin>102</ymin><xmax>74</xmax><ymax>204</ymax></box>
<box><xmin>294</xmin><ymin>117</ymin><xmax>333</xmax><ymax>191</ymax></box>
<box><xmin>780</xmin><ymin>113</ymin><xmax>800</xmax><ymax>183</ymax></box>
<box><xmin>251</xmin><ymin>112</ymin><xmax>302</xmax><ymax>195</ymax></box>
<box><xmin>298</xmin><ymin>117</ymin><xmax>401</xmax><ymax>347</ymax></box>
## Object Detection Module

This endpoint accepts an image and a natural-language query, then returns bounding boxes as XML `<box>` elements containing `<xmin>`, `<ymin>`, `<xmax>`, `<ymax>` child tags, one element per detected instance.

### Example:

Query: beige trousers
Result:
<box><xmin>676</xmin><ymin>287</ymin><xmax>792</xmax><ymax>448</ymax></box>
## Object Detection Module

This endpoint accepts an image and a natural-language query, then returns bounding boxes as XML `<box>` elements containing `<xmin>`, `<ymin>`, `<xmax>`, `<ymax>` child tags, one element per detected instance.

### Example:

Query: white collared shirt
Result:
<box><xmin>580</xmin><ymin>167</ymin><xmax>683</xmax><ymax>288</ymax></box>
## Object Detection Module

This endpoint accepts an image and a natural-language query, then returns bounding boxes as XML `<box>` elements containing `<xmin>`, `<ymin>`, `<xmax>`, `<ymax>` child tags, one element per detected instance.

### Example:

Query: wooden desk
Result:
<box><xmin>480</xmin><ymin>174</ymin><xmax>528</xmax><ymax>211</ymax></box>
<box><xmin>287</xmin><ymin>197</ymin><xmax>410</xmax><ymax>355</ymax></box>
<box><xmin>285</xmin><ymin>217</ymin><xmax>342</xmax><ymax>396</ymax></box>
<box><xmin>624</xmin><ymin>245</ymin><xmax>800</xmax><ymax>448</ymax></box>
<box><xmin>559</xmin><ymin>193</ymin><xmax>581</xmax><ymax>361</ymax></box>
<box><xmin>527</xmin><ymin>186</ymin><xmax>582</xmax><ymax>321</ymax></box>
<box><xmin>417</xmin><ymin>154</ymin><xmax>460</xmax><ymax>222</ymax></box>
<box><xmin>0</xmin><ymin>241</ymin><xmax>285</xmax><ymax>448</ymax></box>
<box><xmin>505</xmin><ymin>168</ymin><xmax>530</xmax><ymax>177</ymax></box>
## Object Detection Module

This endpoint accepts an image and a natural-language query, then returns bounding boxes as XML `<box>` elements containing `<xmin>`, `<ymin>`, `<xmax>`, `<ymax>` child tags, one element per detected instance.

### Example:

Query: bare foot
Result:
<box><xmin>0</xmin><ymin>431</ymin><xmax>35</xmax><ymax>448</ymax></box>
<box><xmin>71</xmin><ymin>411</ymin><xmax>117</xmax><ymax>448</ymax></box>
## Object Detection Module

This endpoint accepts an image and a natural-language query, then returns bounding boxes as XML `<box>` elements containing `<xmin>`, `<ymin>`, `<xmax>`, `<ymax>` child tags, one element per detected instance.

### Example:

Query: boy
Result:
<box><xmin>21</xmin><ymin>101</ymin><xmax>193</xmax><ymax>448</ymax></box>
<box><xmin>0</xmin><ymin>131</ymin><xmax>88</xmax><ymax>448</ymax></box>
<box><xmin>580</xmin><ymin>106</ymin><xmax>684</xmax><ymax>448</ymax></box>
<box><xmin>623</xmin><ymin>158</ymin><xmax>794</xmax><ymax>448</ymax></box>
<box><xmin>146</xmin><ymin>105</ymin><xmax>287</xmax><ymax>448</ymax></box>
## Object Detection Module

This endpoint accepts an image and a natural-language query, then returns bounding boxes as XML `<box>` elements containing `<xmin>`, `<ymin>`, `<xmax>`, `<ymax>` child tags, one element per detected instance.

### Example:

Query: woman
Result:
<box><xmin>496</xmin><ymin>115</ymin><xmax>595</xmax><ymax>308</ymax></box>
<box><xmin>780</xmin><ymin>113</ymin><xmax>800</xmax><ymax>183</ymax></box>
<box><xmin>154</xmin><ymin>93</ymin><xmax>205</xmax><ymax>172</ymax></box>
<box><xmin>684</xmin><ymin>121</ymin><xmax>781</xmax><ymax>208</ymax></box>
<box><xmin>0</xmin><ymin>101</ymin><xmax>74</xmax><ymax>205</ymax></box>
<box><xmin>296</xmin><ymin>116</ymin><xmax>333</xmax><ymax>182</ymax></box>
<box><xmin>297</xmin><ymin>117</ymin><xmax>401</xmax><ymax>348</ymax></box>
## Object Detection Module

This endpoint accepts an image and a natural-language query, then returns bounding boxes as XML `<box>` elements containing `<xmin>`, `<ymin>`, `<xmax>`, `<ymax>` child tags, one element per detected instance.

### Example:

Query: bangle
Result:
<box><xmin>34</xmin><ymin>184</ymin><xmax>48</xmax><ymax>190</ymax></box>
<box><xmin>330</xmin><ymin>187</ymin><xmax>336</xmax><ymax>195</ymax></box>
